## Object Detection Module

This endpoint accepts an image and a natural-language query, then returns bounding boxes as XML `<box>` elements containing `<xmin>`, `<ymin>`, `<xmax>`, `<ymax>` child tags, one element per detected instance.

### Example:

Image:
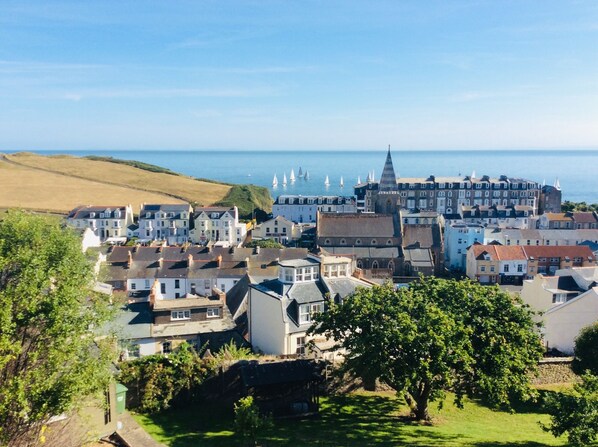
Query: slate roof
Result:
<box><xmin>193</xmin><ymin>206</ymin><xmax>237</xmax><ymax>219</ymax></box>
<box><xmin>112</xmin><ymin>303</ymin><xmax>153</xmax><ymax>340</ymax></box>
<box><xmin>67</xmin><ymin>205</ymin><xmax>128</xmax><ymax>219</ymax></box>
<box><xmin>287</xmin><ymin>280</ymin><xmax>328</xmax><ymax>304</ymax></box>
<box><xmin>403</xmin><ymin>225</ymin><xmax>441</xmax><ymax>248</ymax></box>
<box><xmin>572</xmin><ymin>212</ymin><xmax>598</xmax><ymax>224</ymax></box>
<box><xmin>278</xmin><ymin>258</ymin><xmax>320</xmax><ymax>269</ymax></box>
<box><xmin>318</xmin><ymin>213</ymin><xmax>400</xmax><ymax>238</ymax></box>
<box><xmin>321</xmin><ymin>246</ymin><xmax>402</xmax><ymax>258</ymax></box>
<box><xmin>404</xmin><ymin>248</ymin><xmax>434</xmax><ymax>267</ymax></box>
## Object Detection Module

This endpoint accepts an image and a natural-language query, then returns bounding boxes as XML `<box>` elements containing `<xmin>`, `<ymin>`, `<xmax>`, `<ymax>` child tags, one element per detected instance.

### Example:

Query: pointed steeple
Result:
<box><xmin>379</xmin><ymin>145</ymin><xmax>398</xmax><ymax>191</ymax></box>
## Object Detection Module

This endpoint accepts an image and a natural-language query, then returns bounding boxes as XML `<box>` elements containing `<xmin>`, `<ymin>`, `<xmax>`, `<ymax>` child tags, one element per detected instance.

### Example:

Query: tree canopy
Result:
<box><xmin>0</xmin><ymin>211</ymin><xmax>113</xmax><ymax>446</ymax></box>
<box><xmin>572</xmin><ymin>323</ymin><xmax>598</xmax><ymax>375</ymax></box>
<box><xmin>310</xmin><ymin>277</ymin><xmax>543</xmax><ymax>420</ymax></box>
<box><xmin>543</xmin><ymin>373</ymin><xmax>598</xmax><ymax>447</ymax></box>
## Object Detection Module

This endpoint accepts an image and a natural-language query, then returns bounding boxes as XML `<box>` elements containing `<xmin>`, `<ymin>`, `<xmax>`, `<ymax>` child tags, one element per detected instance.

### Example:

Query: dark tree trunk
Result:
<box><xmin>406</xmin><ymin>381</ymin><xmax>432</xmax><ymax>421</ymax></box>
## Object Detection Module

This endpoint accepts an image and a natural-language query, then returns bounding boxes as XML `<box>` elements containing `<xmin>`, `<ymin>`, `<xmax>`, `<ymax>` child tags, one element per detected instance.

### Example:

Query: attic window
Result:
<box><xmin>356</xmin><ymin>239</ymin><xmax>362</xmax><ymax>245</ymax></box>
<box><xmin>340</xmin><ymin>239</ymin><xmax>346</xmax><ymax>245</ymax></box>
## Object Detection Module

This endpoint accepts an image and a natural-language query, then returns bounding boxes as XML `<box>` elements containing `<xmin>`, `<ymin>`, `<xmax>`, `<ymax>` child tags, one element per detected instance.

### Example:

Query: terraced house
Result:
<box><xmin>67</xmin><ymin>204</ymin><xmax>134</xmax><ymax>241</ymax></box>
<box><xmin>189</xmin><ymin>206</ymin><xmax>247</xmax><ymax>246</ymax></box>
<box><xmin>137</xmin><ymin>203</ymin><xmax>192</xmax><ymax>245</ymax></box>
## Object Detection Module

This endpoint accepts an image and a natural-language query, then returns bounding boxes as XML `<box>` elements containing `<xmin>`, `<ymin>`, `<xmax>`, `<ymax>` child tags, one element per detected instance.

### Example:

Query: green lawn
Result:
<box><xmin>132</xmin><ymin>391</ymin><xmax>567</xmax><ymax>447</ymax></box>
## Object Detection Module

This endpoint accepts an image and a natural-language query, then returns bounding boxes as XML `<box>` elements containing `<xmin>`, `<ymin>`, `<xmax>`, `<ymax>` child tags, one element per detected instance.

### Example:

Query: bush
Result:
<box><xmin>234</xmin><ymin>396</ymin><xmax>272</xmax><ymax>445</ymax></box>
<box><xmin>573</xmin><ymin>323</ymin><xmax>598</xmax><ymax>375</ymax></box>
<box><xmin>118</xmin><ymin>343</ymin><xmax>211</xmax><ymax>413</ymax></box>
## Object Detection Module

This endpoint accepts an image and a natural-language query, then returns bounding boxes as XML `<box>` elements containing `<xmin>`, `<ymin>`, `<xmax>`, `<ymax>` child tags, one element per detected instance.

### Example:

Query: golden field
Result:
<box><xmin>0</xmin><ymin>153</ymin><xmax>232</xmax><ymax>214</ymax></box>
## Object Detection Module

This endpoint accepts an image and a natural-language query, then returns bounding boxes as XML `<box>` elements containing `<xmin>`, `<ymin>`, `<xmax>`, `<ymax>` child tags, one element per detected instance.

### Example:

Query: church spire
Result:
<box><xmin>379</xmin><ymin>145</ymin><xmax>398</xmax><ymax>191</ymax></box>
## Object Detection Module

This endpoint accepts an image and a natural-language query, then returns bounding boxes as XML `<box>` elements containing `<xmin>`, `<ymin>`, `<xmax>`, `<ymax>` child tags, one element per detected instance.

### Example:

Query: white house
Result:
<box><xmin>67</xmin><ymin>205</ymin><xmax>134</xmax><ymax>241</ymax></box>
<box><xmin>252</xmin><ymin>216</ymin><xmax>312</xmax><ymax>245</ymax></box>
<box><xmin>520</xmin><ymin>266</ymin><xmax>598</xmax><ymax>354</ymax></box>
<box><xmin>248</xmin><ymin>255</ymin><xmax>371</xmax><ymax>356</ymax></box>
<box><xmin>272</xmin><ymin>195</ymin><xmax>357</xmax><ymax>224</ymax></box>
<box><xmin>544</xmin><ymin>287</ymin><xmax>598</xmax><ymax>354</ymax></box>
<box><xmin>190</xmin><ymin>206</ymin><xmax>247</xmax><ymax>246</ymax></box>
<box><xmin>138</xmin><ymin>204</ymin><xmax>192</xmax><ymax>245</ymax></box>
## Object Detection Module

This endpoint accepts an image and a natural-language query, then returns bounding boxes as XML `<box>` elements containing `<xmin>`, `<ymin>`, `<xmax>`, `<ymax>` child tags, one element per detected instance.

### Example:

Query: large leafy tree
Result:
<box><xmin>0</xmin><ymin>211</ymin><xmax>113</xmax><ymax>446</ymax></box>
<box><xmin>310</xmin><ymin>277</ymin><xmax>543</xmax><ymax>420</ymax></box>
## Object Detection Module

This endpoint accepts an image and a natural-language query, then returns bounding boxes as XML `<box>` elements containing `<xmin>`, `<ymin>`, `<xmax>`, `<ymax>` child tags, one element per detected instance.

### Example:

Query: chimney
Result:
<box><xmin>158</xmin><ymin>257</ymin><xmax>163</xmax><ymax>268</ymax></box>
<box><xmin>211</xmin><ymin>287</ymin><xmax>226</xmax><ymax>302</ymax></box>
<box><xmin>352</xmin><ymin>267</ymin><xmax>363</xmax><ymax>280</ymax></box>
<box><xmin>133</xmin><ymin>243</ymin><xmax>139</xmax><ymax>253</ymax></box>
<box><xmin>127</xmin><ymin>251</ymin><xmax>133</xmax><ymax>269</ymax></box>
<box><xmin>217</xmin><ymin>255</ymin><xmax>222</xmax><ymax>267</ymax></box>
<box><xmin>254</xmin><ymin>246</ymin><xmax>260</xmax><ymax>255</ymax></box>
<box><xmin>244</xmin><ymin>257</ymin><xmax>250</xmax><ymax>268</ymax></box>
<box><xmin>188</xmin><ymin>254</ymin><xmax>193</xmax><ymax>267</ymax></box>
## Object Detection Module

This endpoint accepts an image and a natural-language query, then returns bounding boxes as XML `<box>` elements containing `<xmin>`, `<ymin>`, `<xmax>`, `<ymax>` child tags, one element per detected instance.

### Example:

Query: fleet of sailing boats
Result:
<box><xmin>273</xmin><ymin>166</ymin><xmax>358</xmax><ymax>188</ymax></box>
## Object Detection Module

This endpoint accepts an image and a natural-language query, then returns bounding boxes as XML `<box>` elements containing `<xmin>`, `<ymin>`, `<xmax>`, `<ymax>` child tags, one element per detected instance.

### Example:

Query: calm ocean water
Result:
<box><xmin>8</xmin><ymin>150</ymin><xmax>598</xmax><ymax>204</ymax></box>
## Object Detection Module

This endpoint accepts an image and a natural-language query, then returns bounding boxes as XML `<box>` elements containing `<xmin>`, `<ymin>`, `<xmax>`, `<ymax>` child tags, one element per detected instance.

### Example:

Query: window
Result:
<box><xmin>175</xmin><ymin>279</ymin><xmax>180</xmax><ymax>289</ymax></box>
<box><xmin>490</xmin><ymin>266</ymin><xmax>495</xmax><ymax>272</ymax></box>
<box><xmin>371</xmin><ymin>239</ymin><xmax>377</xmax><ymax>245</ymax></box>
<box><xmin>296</xmin><ymin>336</ymin><xmax>306</xmax><ymax>355</ymax></box>
<box><xmin>304</xmin><ymin>267</ymin><xmax>313</xmax><ymax>281</ymax></box>
<box><xmin>296</xmin><ymin>269</ymin><xmax>303</xmax><ymax>281</ymax></box>
<box><xmin>162</xmin><ymin>342</ymin><xmax>172</xmax><ymax>354</ymax></box>
<box><xmin>517</xmin><ymin>264</ymin><xmax>523</xmax><ymax>272</ymax></box>
<box><xmin>481</xmin><ymin>266</ymin><xmax>486</xmax><ymax>272</ymax></box>
<box><xmin>171</xmin><ymin>310</ymin><xmax>191</xmax><ymax>320</ymax></box>
<box><xmin>504</xmin><ymin>265</ymin><xmax>509</xmax><ymax>273</ymax></box>
<box><xmin>284</xmin><ymin>269</ymin><xmax>294</xmax><ymax>282</ymax></box>
<box><xmin>356</xmin><ymin>239</ymin><xmax>362</xmax><ymax>245</ymax></box>
<box><xmin>207</xmin><ymin>308</ymin><xmax>220</xmax><ymax>318</ymax></box>
<box><xmin>299</xmin><ymin>303</ymin><xmax>323</xmax><ymax>324</ymax></box>
<box><xmin>131</xmin><ymin>283</ymin><xmax>137</xmax><ymax>290</ymax></box>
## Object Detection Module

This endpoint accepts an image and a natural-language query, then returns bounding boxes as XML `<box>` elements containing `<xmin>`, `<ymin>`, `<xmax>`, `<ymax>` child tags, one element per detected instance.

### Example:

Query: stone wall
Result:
<box><xmin>531</xmin><ymin>357</ymin><xmax>579</xmax><ymax>385</ymax></box>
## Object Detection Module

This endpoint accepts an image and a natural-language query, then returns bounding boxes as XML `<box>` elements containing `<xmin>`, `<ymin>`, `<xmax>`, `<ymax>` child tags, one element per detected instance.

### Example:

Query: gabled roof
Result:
<box><xmin>68</xmin><ymin>205</ymin><xmax>129</xmax><ymax>219</ymax></box>
<box><xmin>318</xmin><ymin>213</ymin><xmax>400</xmax><ymax>238</ymax></box>
<box><xmin>571</xmin><ymin>212</ymin><xmax>598</xmax><ymax>224</ymax></box>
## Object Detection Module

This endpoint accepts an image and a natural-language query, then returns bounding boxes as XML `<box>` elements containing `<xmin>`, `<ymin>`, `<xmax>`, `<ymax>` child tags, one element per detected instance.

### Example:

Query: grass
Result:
<box><xmin>132</xmin><ymin>391</ymin><xmax>567</xmax><ymax>447</ymax></box>
<box><xmin>0</xmin><ymin>156</ymin><xmax>183</xmax><ymax>214</ymax></box>
<box><xmin>4</xmin><ymin>152</ymin><xmax>232</xmax><ymax>209</ymax></box>
<box><xmin>215</xmin><ymin>184</ymin><xmax>273</xmax><ymax>218</ymax></box>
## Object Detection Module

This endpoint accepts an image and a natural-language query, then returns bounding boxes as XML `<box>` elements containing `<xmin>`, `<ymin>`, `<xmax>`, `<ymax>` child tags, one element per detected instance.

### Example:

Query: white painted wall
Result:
<box><xmin>248</xmin><ymin>287</ymin><xmax>286</xmax><ymax>355</ymax></box>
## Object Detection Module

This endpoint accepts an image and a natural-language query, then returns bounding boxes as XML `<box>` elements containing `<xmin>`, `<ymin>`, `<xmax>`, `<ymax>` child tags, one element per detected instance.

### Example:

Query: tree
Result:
<box><xmin>572</xmin><ymin>323</ymin><xmax>598</xmax><ymax>375</ymax></box>
<box><xmin>245</xmin><ymin>239</ymin><xmax>284</xmax><ymax>249</ymax></box>
<box><xmin>118</xmin><ymin>342</ymin><xmax>211</xmax><ymax>413</ymax></box>
<box><xmin>310</xmin><ymin>277</ymin><xmax>543</xmax><ymax>421</ymax></box>
<box><xmin>234</xmin><ymin>396</ymin><xmax>272</xmax><ymax>445</ymax></box>
<box><xmin>543</xmin><ymin>373</ymin><xmax>598</xmax><ymax>447</ymax></box>
<box><xmin>0</xmin><ymin>211</ymin><xmax>114</xmax><ymax>446</ymax></box>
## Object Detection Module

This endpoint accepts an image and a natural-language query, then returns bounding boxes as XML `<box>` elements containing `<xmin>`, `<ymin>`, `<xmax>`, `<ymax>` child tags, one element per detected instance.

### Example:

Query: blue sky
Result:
<box><xmin>1</xmin><ymin>1</ymin><xmax>597</xmax><ymax>151</ymax></box>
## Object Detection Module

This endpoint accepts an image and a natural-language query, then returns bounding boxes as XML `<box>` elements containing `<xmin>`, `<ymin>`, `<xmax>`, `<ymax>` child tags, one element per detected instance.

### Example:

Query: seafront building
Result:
<box><xmin>189</xmin><ymin>206</ymin><xmax>248</xmax><ymax>246</ymax></box>
<box><xmin>137</xmin><ymin>204</ymin><xmax>193</xmax><ymax>245</ymax></box>
<box><xmin>272</xmin><ymin>195</ymin><xmax>357</xmax><ymax>223</ymax></box>
<box><xmin>67</xmin><ymin>204</ymin><xmax>134</xmax><ymax>242</ymax></box>
<box><xmin>354</xmin><ymin>148</ymin><xmax>546</xmax><ymax>216</ymax></box>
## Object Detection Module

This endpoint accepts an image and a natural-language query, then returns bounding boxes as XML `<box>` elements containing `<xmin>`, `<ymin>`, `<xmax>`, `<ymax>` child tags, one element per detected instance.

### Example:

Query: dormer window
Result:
<box><xmin>90</xmin><ymin>212</ymin><xmax>96</xmax><ymax>218</ymax></box>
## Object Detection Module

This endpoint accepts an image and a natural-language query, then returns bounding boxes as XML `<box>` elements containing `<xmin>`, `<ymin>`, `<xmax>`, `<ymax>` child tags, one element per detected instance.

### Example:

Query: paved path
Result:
<box><xmin>117</xmin><ymin>412</ymin><xmax>167</xmax><ymax>447</ymax></box>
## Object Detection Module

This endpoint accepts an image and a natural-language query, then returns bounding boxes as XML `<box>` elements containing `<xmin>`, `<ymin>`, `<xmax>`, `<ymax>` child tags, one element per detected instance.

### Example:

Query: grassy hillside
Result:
<box><xmin>0</xmin><ymin>153</ymin><xmax>272</xmax><ymax>216</ymax></box>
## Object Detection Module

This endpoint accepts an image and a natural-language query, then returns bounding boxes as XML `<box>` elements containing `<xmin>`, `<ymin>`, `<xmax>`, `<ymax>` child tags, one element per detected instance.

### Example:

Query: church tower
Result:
<box><xmin>379</xmin><ymin>145</ymin><xmax>398</xmax><ymax>191</ymax></box>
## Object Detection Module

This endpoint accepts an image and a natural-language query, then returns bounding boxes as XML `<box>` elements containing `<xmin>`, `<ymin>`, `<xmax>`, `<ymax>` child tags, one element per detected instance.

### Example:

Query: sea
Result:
<box><xmin>6</xmin><ymin>149</ymin><xmax>598</xmax><ymax>204</ymax></box>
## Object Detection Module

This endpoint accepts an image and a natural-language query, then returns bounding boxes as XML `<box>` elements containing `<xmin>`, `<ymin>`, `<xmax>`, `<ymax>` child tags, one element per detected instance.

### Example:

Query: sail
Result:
<box><xmin>324</xmin><ymin>175</ymin><xmax>330</xmax><ymax>186</ymax></box>
<box><xmin>298</xmin><ymin>167</ymin><xmax>303</xmax><ymax>177</ymax></box>
<box><xmin>283</xmin><ymin>173</ymin><xmax>287</xmax><ymax>185</ymax></box>
<box><xmin>340</xmin><ymin>176</ymin><xmax>344</xmax><ymax>187</ymax></box>
<box><xmin>290</xmin><ymin>169</ymin><xmax>295</xmax><ymax>182</ymax></box>
<box><xmin>357</xmin><ymin>175</ymin><xmax>361</xmax><ymax>184</ymax></box>
<box><xmin>304</xmin><ymin>170</ymin><xmax>310</xmax><ymax>180</ymax></box>
<box><xmin>272</xmin><ymin>174</ymin><xmax>278</xmax><ymax>187</ymax></box>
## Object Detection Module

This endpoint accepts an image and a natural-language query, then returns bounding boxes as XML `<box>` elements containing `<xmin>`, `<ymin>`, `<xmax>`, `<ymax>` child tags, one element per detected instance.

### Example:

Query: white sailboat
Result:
<box><xmin>289</xmin><ymin>168</ymin><xmax>296</xmax><ymax>182</ymax></box>
<box><xmin>272</xmin><ymin>174</ymin><xmax>278</xmax><ymax>187</ymax></box>
<box><xmin>339</xmin><ymin>176</ymin><xmax>344</xmax><ymax>187</ymax></box>
<box><xmin>304</xmin><ymin>170</ymin><xmax>310</xmax><ymax>180</ymax></box>
<box><xmin>282</xmin><ymin>173</ymin><xmax>287</xmax><ymax>186</ymax></box>
<box><xmin>324</xmin><ymin>175</ymin><xmax>330</xmax><ymax>186</ymax></box>
<box><xmin>298</xmin><ymin>167</ymin><xmax>303</xmax><ymax>178</ymax></box>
